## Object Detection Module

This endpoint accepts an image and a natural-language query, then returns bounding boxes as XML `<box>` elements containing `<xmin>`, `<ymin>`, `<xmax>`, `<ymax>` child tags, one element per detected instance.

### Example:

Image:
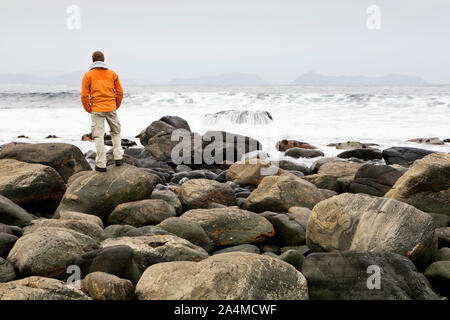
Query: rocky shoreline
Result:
<box><xmin>0</xmin><ymin>115</ymin><xmax>449</xmax><ymax>300</ymax></box>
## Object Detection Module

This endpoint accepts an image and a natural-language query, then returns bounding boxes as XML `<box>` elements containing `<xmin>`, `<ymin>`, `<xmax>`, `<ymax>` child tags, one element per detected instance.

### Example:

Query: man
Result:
<box><xmin>81</xmin><ymin>51</ymin><xmax>124</xmax><ymax>172</ymax></box>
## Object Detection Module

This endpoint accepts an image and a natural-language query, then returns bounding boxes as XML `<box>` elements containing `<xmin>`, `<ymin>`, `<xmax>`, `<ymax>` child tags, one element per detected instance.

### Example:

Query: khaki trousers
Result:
<box><xmin>91</xmin><ymin>110</ymin><xmax>124</xmax><ymax>168</ymax></box>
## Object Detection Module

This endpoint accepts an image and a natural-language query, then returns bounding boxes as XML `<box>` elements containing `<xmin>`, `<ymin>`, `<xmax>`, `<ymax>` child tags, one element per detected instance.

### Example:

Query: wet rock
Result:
<box><xmin>278</xmin><ymin>249</ymin><xmax>305</xmax><ymax>271</ymax></box>
<box><xmin>433</xmin><ymin>248</ymin><xmax>450</xmax><ymax>262</ymax></box>
<box><xmin>108</xmin><ymin>199</ymin><xmax>176</xmax><ymax>227</ymax></box>
<box><xmin>169</xmin><ymin>170</ymin><xmax>217</xmax><ymax>184</ymax></box>
<box><xmin>260</xmin><ymin>212</ymin><xmax>306</xmax><ymax>246</ymax></box>
<box><xmin>23</xmin><ymin>219</ymin><xmax>105</xmax><ymax>242</ymax></box>
<box><xmin>382</xmin><ymin>146</ymin><xmax>436</xmax><ymax>166</ymax></box>
<box><xmin>158</xmin><ymin>217</ymin><xmax>213</xmax><ymax>252</ymax></box>
<box><xmin>125</xmin><ymin>225</ymin><xmax>172</xmax><ymax>237</ymax></box>
<box><xmin>0</xmin><ymin>258</ymin><xmax>16</xmax><ymax>282</ymax></box>
<box><xmin>179</xmin><ymin>179</ymin><xmax>236</xmax><ymax>210</ymax></box>
<box><xmin>59</xmin><ymin>211</ymin><xmax>104</xmax><ymax>228</ymax></box>
<box><xmin>435</xmin><ymin>227</ymin><xmax>450</xmax><ymax>248</ymax></box>
<box><xmin>181</xmin><ymin>207</ymin><xmax>274</xmax><ymax>247</ymax></box>
<box><xmin>0</xmin><ymin>195</ymin><xmax>34</xmax><ymax>227</ymax></box>
<box><xmin>243</xmin><ymin>174</ymin><xmax>325</xmax><ymax>212</ymax></box>
<box><xmin>7</xmin><ymin>227</ymin><xmax>98</xmax><ymax>278</ymax></box>
<box><xmin>328</xmin><ymin>141</ymin><xmax>378</xmax><ymax>150</ymax></box>
<box><xmin>0</xmin><ymin>159</ymin><xmax>66</xmax><ymax>216</ymax></box>
<box><xmin>144</xmin><ymin>130</ymin><xmax>193</xmax><ymax>163</ymax></box>
<box><xmin>276</xmin><ymin>140</ymin><xmax>317</xmax><ymax>151</ymax></box>
<box><xmin>349</xmin><ymin>164</ymin><xmax>403</xmax><ymax>196</ymax></box>
<box><xmin>302</xmin><ymin>251</ymin><xmax>439</xmax><ymax>300</ymax></box>
<box><xmin>139</xmin><ymin>116</ymin><xmax>191</xmax><ymax>146</ymax></box>
<box><xmin>101</xmin><ymin>235</ymin><xmax>209</xmax><ymax>275</ymax></box>
<box><xmin>104</xmin><ymin>225</ymin><xmax>135</xmax><ymax>238</ymax></box>
<box><xmin>337</xmin><ymin>148</ymin><xmax>382</xmax><ymax>161</ymax></box>
<box><xmin>285</xmin><ymin>148</ymin><xmax>324</xmax><ymax>159</ymax></box>
<box><xmin>310</xmin><ymin>157</ymin><xmax>344</xmax><ymax>174</ymax></box>
<box><xmin>0</xmin><ymin>276</ymin><xmax>91</xmax><ymax>300</ymax></box>
<box><xmin>201</xmin><ymin>130</ymin><xmax>263</xmax><ymax>164</ymax></box>
<box><xmin>0</xmin><ymin>142</ymin><xmax>91</xmax><ymax>183</ymax></box>
<box><xmin>151</xmin><ymin>185</ymin><xmax>182</xmax><ymax>215</ymax></box>
<box><xmin>287</xmin><ymin>207</ymin><xmax>311</xmax><ymax>228</ymax></box>
<box><xmin>226</xmin><ymin>160</ymin><xmax>283</xmax><ymax>187</ymax></box>
<box><xmin>135</xmin><ymin>252</ymin><xmax>309</xmax><ymax>300</ymax></box>
<box><xmin>81</xmin><ymin>271</ymin><xmax>135</xmax><ymax>300</ymax></box>
<box><xmin>424</xmin><ymin>261</ymin><xmax>450</xmax><ymax>297</ymax></box>
<box><xmin>68</xmin><ymin>245</ymin><xmax>141</xmax><ymax>284</ymax></box>
<box><xmin>428</xmin><ymin>212</ymin><xmax>450</xmax><ymax>228</ymax></box>
<box><xmin>0</xmin><ymin>233</ymin><xmax>17</xmax><ymax>258</ymax></box>
<box><xmin>385</xmin><ymin>153</ymin><xmax>450</xmax><ymax>216</ymax></box>
<box><xmin>317</xmin><ymin>161</ymin><xmax>363</xmax><ymax>179</ymax></box>
<box><xmin>303</xmin><ymin>174</ymin><xmax>351</xmax><ymax>193</ymax></box>
<box><xmin>54</xmin><ymin>164</ymin><xmax>157</xmax><ymax>221</ymax></box>
<box><xmin>278</xmin><ymin>160</ymin><xmax>310</xmax><ymax>175</ymax></box>
<box><xmin>307</xmin><ymin>193</ymin><xmax>436</xmax><ymax>270</ymax></box>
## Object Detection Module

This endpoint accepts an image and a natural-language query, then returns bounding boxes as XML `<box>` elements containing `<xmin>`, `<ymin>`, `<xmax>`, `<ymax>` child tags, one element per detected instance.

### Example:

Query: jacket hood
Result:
<box><xmin>89</xmin><ymin>61</ymin><xmax>109</xmax><ymax>70</ymax></box>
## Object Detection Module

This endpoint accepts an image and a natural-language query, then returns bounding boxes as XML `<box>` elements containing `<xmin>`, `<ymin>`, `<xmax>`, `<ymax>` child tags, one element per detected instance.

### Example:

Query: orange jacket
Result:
<box><xmin>81</xmin><ymin>66</ymin><xmax>123</xmax><ymax>113</ymax></box>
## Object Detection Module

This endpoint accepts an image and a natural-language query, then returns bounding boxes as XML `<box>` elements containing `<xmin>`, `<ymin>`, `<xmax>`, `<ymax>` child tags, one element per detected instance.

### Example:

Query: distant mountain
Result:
<box><xmin>0</xmin><ymin>71</ymin><xmax>138</xmax><ymax>87</ymax></box>
<box><xmin>291</xmin><ymin>72</ymin><xmax>428</xmax><ymax>85</ymax></box>
<box><xmin>168</xmin><ymin>72</ymin><xmax>269</xmax><ymax>86</ymax></box>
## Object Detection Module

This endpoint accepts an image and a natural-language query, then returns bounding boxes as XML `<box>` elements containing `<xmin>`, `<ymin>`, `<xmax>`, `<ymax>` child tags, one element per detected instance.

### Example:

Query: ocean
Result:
<box><xmin>0</xmin><ymin>84</ymin><xmax>449</xmax><ymax>167</ymax></box>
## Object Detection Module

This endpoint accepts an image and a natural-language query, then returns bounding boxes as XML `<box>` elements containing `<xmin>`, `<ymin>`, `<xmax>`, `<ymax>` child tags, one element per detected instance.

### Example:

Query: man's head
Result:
<box><xmin>92</xmin><ymin>51</ymin><xmax>105</xmax><ymax>62</ymax></box>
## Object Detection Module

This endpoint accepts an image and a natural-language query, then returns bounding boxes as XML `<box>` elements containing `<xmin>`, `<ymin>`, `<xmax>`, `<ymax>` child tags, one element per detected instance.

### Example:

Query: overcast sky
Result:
<box><xmin>0</xmin><ymin>0</ymin><xmax>449</xmax><ymax>84</ymax></box>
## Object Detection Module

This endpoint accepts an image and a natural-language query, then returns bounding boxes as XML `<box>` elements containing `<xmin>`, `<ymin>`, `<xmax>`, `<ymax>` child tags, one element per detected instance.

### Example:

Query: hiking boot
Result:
<box><xmin>95</xmin><ymin>166</ymin><xmax>107</xmax><ymax>172</ymax></box>
<box><xmin>115</xmin><ymin>159</ymin><xmax>124</xmax><ymax>166</ymax></box>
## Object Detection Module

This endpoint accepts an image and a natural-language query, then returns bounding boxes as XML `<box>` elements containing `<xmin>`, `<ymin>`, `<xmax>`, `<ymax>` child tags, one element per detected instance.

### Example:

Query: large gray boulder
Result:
<box><xmin>306</xmin><ymin>193</ymin><xmax>436</xmax><ymax>269</ymax></box>
<box><xmin>0</xmin><ymin>195</ymin><xmax>34</xmax><ymax>227</ymax></box>
<box><xmin>0</xmin><ymin>258</ymin><xmax>16</xmax><ymax>282</ymax></box>
<box><xmin>54</xmin><ymin>164</ymin><xmax>157</xmax><ymax>221</ymax></box>
<box><xmin>424</xmin><ymin>261</ymin><xmax>450</xmax><ymax>297</ymax></box>
<box><xmin>81</xmin><ymin>271</ymin><xmax>135</xmax><ymax>300</ymax></box>
<box><xmin>0</xmin><ymin>276</ymin><xmax>91</xmax><ymax>300</ymax></box>
<box><xmin>337</xmin><ymin>148</ymin><xmax>382</xmax><ymax>161</ymax></box>
<box><xmin>108</xmin><ymin>199</ymin><xmax>176</xmax><ymax>227</ymax></box>
<box><xmin>100</xmin><ymin>235</ymin><xmax>209</xmax><ymax>276</ymax></box>
<box><xmin>181</xmin><ymin>208</ymin><xmax>274</xmax><ymax>247</ymax></box>
<box><xmin>59</xmin><ymin>211</ymin><xmax>104</xmax><ymax>228</ymax></box>
<box><xmin>179</xmin><ymin>179</ymin><xmax>236</xmax><ymax>210</ymax></box>
<box><xmin>243</xmin><ymin>174</ymin><xmax>325</xmax><ymax>212</ymax></box>
<box><xmin>349</xmin><ymin>164</ymin><xmax>403</xmax><ymax>196</ymax></box>
<box><xmin>158</xmin><ymin>217</ymin><xmax>213</xmax><ymax>252</ymax></box>
<box><xmin>382</xmin><ymin>146</ymin><xmax>436</xmax><ymax>166</ymax></box>
<box><xmin>135</xmin><ymin>252</ymin><xmax>309</xmax><ymax>300</ymax></box>
<box><xmin>67</xmin><ymin>245</ymin><xmax>141</xmax><ymax>284</ymax></box>
<box><xmin>151</xmin><ymin>185</ymin><xmax>182</xmax><ymax>214</ymax></box>
<box><xmin>23</xmin><ymin>219</ymin><xmax>105</xmax><ymax>242</ymax></box>
<box><xmin>302</xmin><ymin>251</ymin><xmax>439</xmax><ymax>300</ymax></box>
<box><xmin>385</xmin><ymin>153</ymin><xmax>450</xmax><ymax>216</ymax></box>
<box><xmin>260</xmin><ymin>212</ymin><xmax>306</xmax><ymax>246</ymax></box>
<box><xmin>0</xmin><ymin>142</ymin><xmax>91</xmax><ymax>183</ymax></box>
<box><xmin>139</xmin><ymin>116</ymin><xmax>191</xmax><ymax>146</ymax></box>
<box><xmin>7</xmin><ymin>227</ymin><xmax>98</xmax><ymax>278</ymax></box>
<box><xmin>0</xmin><ymin>159</ymin><xmax>66</xmax><ymax>216</ymax></box>
<box><xmin>225</xmin><ymin>160</ymin><xmax>284</xmax><ymax>187</ymax></box>
<box><xmin>285</xmin><ymin>147</ymin><xmax>324</xmax><ymax>159</ymax></box>
<box><xmin>145</xmin><ymin>130</ymin><xmax>194</xmax><ymax>163</ymax></box>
